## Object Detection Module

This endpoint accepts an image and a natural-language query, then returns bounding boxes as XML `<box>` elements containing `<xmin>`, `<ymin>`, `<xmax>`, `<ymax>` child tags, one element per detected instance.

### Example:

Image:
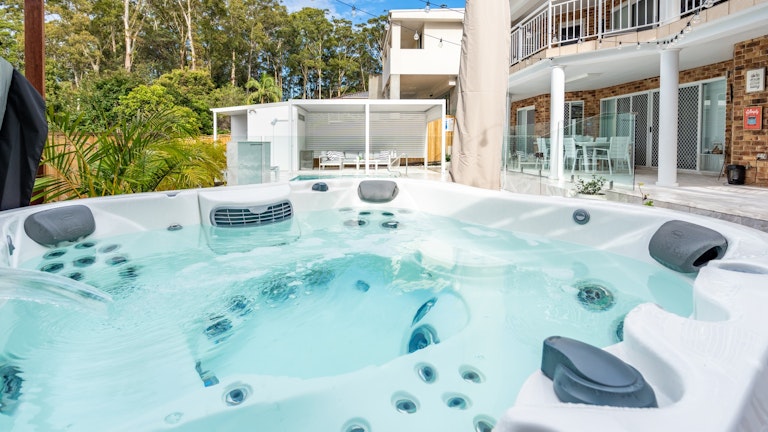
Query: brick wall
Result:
<box><xmin>732</xmin><ymin>36</ymin><xmax>768</xmax><ymax>185</ymax></box>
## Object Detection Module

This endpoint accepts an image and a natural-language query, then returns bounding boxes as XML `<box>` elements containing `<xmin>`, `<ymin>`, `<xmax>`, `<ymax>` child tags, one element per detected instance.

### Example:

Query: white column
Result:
<box><xmin>364</xmin><ymin>102</ymin><xmax>371</xmax><ymax>175</ymax></box>
<box><xmin>389</xmin><ymin>23</ymin><xmax>402</xmax><ymax>100</ymax></box>
<box><xmin>212</xmin><ymin>112</ymin><xmax>218</xmax><ymax>141</ymax></box>
<box><xmin>657</xmin><ymin>49</ymin><xmax>679</xmax><ymax>187</ymax></box>
<box><xmin>390</xmin><ymin>74</ymin><xmax>401</xmax><ymax>100</ymax></box>
<box><xmin>441</xmin><ymin>101</ymin><xmax>447</xmax><ymax>178</ymax></box>
<box><xmin>549</xmin><ymin>65</ymin><xmax>565</xmax><ymax>180</ymax></box>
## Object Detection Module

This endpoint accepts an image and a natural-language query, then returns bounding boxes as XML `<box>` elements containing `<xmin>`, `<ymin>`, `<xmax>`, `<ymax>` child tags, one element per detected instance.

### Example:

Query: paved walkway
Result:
<box><xmin>502</xmin><ymin>167</ymin><xmax>768</xmax><ymax>232</ymax></box>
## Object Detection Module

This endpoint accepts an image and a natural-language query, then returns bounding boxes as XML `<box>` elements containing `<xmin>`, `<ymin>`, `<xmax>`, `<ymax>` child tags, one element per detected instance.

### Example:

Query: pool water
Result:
<box><xmin>1</xmin><ymin>207</ymin><xmax>694</xmax><ymax>431</ymax></box>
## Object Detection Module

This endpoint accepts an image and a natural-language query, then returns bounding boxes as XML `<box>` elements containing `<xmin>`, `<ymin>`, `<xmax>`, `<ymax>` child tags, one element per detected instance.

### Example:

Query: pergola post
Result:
<box><xmin>24</xmin><ymin>0</ymin><xmax>45</xmax><ymax>97</ymax></box>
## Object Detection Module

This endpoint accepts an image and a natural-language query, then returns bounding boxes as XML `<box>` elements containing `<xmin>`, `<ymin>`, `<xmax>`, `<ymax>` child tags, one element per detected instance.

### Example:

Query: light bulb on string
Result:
<box><xmin>425</xmin><ymin>1</ymin><xmax>431</xmax><ymax>13</ymax></box>
<box><xmin>438</xmin><ymin>38</ymin><xmax>443</xmax><ymax>48</ymax></box>
<box><xmin>692</xmin><ymin>12</ymin><xmax>701</xmax><ymax>24</ymax></box>
<box><xmin>414</xmin><ymin>32</ymin><xmax>420</xmax><ymax>41</ymax></box>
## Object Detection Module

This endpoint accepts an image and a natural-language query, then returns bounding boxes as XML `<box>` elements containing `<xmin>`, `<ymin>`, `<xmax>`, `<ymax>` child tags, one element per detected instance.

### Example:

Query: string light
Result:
<box><xmin>438</xmin><ymin>38</ymin><xmax>443</xmax><ymax>48</ymax></box>
<box><xmin>692</xmin><ymin>11</ymin><xmax>701</xmax><ymax>24</ymax></box>
<box><xmin>414</xmin><ymin>32</ymin><xmax>420</xmax><ymax>41</ymax></box>
<box><xmin>425</xmin><ymin>1</ymin><xmax>431</xmax><ymax>13</ymax></box>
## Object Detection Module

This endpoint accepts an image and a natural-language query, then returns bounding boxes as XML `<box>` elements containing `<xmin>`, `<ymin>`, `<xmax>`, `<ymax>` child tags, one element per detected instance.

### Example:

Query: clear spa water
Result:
<box><xmin>0</xmin><ymin>207</ymin><xmax>694</xmax><ymax>431</ymax></box>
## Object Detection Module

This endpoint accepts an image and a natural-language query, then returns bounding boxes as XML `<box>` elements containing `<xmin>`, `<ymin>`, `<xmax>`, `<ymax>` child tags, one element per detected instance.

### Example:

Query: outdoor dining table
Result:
<box><xmin>575</xmin><ymin>139</ymin><xmax>610</xmax><ymax>172</ymax></box>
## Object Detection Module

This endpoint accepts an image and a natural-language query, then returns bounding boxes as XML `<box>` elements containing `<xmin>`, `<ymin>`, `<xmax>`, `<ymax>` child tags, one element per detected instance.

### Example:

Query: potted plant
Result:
<box><xmin>572</xmin><ymin>175</ymin><xmax>607</xmax><ymax>198</ymax></box>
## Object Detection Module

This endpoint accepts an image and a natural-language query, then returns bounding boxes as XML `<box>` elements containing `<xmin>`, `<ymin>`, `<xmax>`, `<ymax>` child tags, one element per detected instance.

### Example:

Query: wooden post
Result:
<box><xmin>25</xmin><ymin>0</ymin><xmax>45</xmax><ymax>205</ymax></box>
<box><xmin>24</xmin><ymin>0</ymin><xmax>45</xmax><ymax>97</ymax></box>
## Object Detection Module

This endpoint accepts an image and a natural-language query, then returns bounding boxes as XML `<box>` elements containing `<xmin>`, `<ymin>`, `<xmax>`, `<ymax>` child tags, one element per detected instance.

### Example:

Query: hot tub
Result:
<box><xmin>1</xmin><ymin>178</ymin><xmax>767</xmax><ymax>432</ymax></box>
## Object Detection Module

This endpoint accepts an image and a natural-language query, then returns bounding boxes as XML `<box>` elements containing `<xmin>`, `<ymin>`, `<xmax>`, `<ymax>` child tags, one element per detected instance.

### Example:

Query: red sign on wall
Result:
<box><xmin>744</xmin><ymin>106</ymin><xmax>762</xmax><ymax>131</ymax></box>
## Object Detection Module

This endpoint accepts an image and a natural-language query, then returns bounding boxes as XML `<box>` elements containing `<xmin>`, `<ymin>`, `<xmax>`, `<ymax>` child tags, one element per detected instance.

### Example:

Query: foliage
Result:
<box><xmin>574</xmin><ymin>175</ymin><xmax>607</xmax><ymax>195</ymax></box>
<box><xmin>156</xmin><ymin>69</ymin><xmax>216</xmax><ymax>133</ymax></box>
<box><xmin>637</xmin><ymin>182</ymin><xmax>654</xmax><ymax>206</ymax></box>
<box><xmin>115</xmin><ymin>84</ymin><xmax>202</xmax><ymax>132</ymax></box>
<box><xmin>0</xmin><ymin>0</ymin><xmax>24</xmax><ymax>67</ymax></box>
<box><xmin>40</xmin><ymin>2</ymin><xmax>386</xmax><ymax>103</ymax></box>
<box><xmin>74</xmin><ymin>70</ymin><xmax>145</xmax><ymax>131</ymax></box>
<box><xmin>246</xmin><ymin>73</ymin><xmax>282</xmax><ymax>104</ymax></box>
<box><xmin>34</xmin><ymin>108</ymin><xmax>226</xmax><ymax>202</ymax></box>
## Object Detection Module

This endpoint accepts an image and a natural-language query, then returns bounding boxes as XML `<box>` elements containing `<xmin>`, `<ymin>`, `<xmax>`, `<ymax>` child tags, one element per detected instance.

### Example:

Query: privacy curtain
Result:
<box><xmin>450</xmin><ymin>0</ymin><xmax>510</xmax><ymax>189</ymax></box>
<box><xmin>0</xmin><ymin>57</ymin><xmax>47</xmax><ymax>210</ymax></box>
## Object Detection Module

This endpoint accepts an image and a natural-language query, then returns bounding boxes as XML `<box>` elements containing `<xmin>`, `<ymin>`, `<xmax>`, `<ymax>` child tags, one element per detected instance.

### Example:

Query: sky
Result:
<box><xmin>282</xmin><ymin>0</ymin><xmax>466</xmax><ymax>23</ymax></box>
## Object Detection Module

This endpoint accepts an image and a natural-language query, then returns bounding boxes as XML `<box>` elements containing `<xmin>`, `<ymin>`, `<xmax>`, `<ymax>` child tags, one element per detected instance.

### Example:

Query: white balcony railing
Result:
<box><xmin>510</xmin><ymin>0</ymin><xmax>721</xmax><ymax>65</ymax></box>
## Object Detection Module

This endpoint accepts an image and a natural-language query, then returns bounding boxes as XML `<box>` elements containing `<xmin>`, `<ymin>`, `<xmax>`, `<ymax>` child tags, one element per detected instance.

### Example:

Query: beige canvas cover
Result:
<box><xmin>450</xmin><ymin>0</ymin><xmax>510</xmax><ymax>189</ymax></box>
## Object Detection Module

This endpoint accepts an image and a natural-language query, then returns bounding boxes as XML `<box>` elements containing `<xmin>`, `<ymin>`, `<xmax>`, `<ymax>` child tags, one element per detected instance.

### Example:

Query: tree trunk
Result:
<box><xmin>123</xmin><ymin>0</ymin><xmax>145</xmax><ymax>72</ymax></box>
<box><xmin>124</xmin><ymin>0</ymin><xmax>132</xmax><ymax>71</ymax></box>
<box><xmin>177</xmin><ymin>0</ymin><xmax>196</xmax><ymax>70</ymax></box>
<box><xmin>230</xmin><ymin>51</ymin><xmax>236</xmax><ymax>86</ymax></box>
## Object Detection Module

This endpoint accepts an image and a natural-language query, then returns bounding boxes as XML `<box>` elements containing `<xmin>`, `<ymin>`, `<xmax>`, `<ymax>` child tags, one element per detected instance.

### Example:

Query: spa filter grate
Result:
<box><xmin>211</xmin><ymin>201</ymin><xmax>293</xmax><ymax>227</ymax></box>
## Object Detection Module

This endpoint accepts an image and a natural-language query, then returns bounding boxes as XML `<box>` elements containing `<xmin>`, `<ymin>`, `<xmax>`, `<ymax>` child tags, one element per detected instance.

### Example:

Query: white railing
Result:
<box><xmin>510</xmin><ymin>0</ymin><xmax>720</xmax><ymax>65</ymax></box>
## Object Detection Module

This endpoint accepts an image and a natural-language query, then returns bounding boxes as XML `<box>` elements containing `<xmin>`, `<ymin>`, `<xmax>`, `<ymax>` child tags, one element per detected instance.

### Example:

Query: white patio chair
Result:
<box><xmin>563</xmin><ymin>137</ymin><xmax>582</xmax><ymax>174</ymax></box>
<box><xmin>608</xmin><ymin>136</ymin><xmax>632</xmax><ymax>174</ymax></box>
<box><xmin>593</xmin><ymin>145</ymin><xmax>613</xmax><ymax>174</ymax></box>
<box><xmin>536</xmin><ymin>137</ymin><xmax>549</xmax><ymax>169</ymax></box>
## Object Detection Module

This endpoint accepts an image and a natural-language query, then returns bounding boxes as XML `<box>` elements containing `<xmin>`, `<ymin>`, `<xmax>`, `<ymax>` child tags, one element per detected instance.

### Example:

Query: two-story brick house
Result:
<box><xmin>507</xmin><ymin>0</ymin><xmax>768</xmax><ymax>185</ymax></box>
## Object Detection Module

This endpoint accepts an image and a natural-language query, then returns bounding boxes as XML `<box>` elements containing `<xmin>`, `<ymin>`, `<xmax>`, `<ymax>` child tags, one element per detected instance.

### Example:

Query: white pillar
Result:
<box><xmin>212</xmin><ymin>112</ymin><xmax>218</xmax><ymax>141</ymax></box>
<box><xmin>657</xmin><ymin>49</ymin><xmax>679</xmax><ymax>187</ymax></box>
<box><xmin>389</xmin><ymin>22</ymin><xmax>402</xmax><ymax>100</ymax></box>
<box><xmin>549</xmin><ymin>65</ymin><xmax>565</xmax><ymax>180</ymax></box>
<box><xmin>441</xmin><ymin>101</ymin><xmax>447</xmax><ymax>178</ymax></box>
<box><xmin>364</xmin><ymin>102</ymin><xmax>371</xmax><ymax>174</ymax></box>
<box><xmin>390</xmin><ymin>74</ymin><xmax>401</xmax><ymax>100</ymax></box>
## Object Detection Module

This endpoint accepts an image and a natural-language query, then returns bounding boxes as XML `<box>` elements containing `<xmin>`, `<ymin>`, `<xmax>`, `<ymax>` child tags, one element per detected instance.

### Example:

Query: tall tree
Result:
<box><xmin>147</xmin><ymin>0</ymin><xmax>189</xmax><ymax>71</ymax></box>
<box><xmin>328</xmin><ymin>18</ymin><xmax>359</xmax><ymax>97</ymax></box>
<box><xmin>46</xmin><ymin>0</ymin><xmax>102</xmax><ymax>87</ymax></box>
<box><xmin>123</xmin><ymin>0</ymin><xmax>146</xmax><ymax>72</ymax></box>
<box><xmin>356</xmin><ymin>15</ymin><xmax>387</xmax><ymax>92</ymax></box>
<box><xmin>0</xmin><ymin>0</ymin><xmax>24</xmax><ymax>67</ymax></box>
<box><xmin>175</xmin><ymin>0</ymin><xmax>198</xmax><ymax>70</ymax></box>
<box><xmin>288</xmin><ymin>8</ymin><xmax>332</xmax><ymax>99</ymax></box>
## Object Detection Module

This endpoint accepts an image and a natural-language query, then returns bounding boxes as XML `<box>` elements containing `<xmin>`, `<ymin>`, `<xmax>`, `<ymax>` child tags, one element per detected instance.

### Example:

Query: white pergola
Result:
<box><xmin>211</xmin><ymin>99</ymin><xmax>448</xmax><ymax>177</ymax></box>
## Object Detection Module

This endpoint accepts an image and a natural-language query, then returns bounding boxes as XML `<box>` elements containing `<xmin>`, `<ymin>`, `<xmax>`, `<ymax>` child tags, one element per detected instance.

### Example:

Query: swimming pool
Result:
<box><xmin>1</xmin><ymin>179</ymin><xmax>767</xmax><ymax>431</ymax></box>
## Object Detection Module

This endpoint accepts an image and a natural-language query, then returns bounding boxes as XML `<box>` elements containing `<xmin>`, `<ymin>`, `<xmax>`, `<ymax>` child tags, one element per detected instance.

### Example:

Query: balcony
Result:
<box><xmin>510</xmin><ymin>0</ymin><xmax>721</xmax><ymax>65</ymax></box>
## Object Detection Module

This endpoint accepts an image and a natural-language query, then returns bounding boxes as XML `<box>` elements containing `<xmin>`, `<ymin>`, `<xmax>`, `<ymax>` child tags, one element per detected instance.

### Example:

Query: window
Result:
<box><xmin>564</xmin><ymin>101</ymin><xmax>584</xmax><ymax>136</ymax></box>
